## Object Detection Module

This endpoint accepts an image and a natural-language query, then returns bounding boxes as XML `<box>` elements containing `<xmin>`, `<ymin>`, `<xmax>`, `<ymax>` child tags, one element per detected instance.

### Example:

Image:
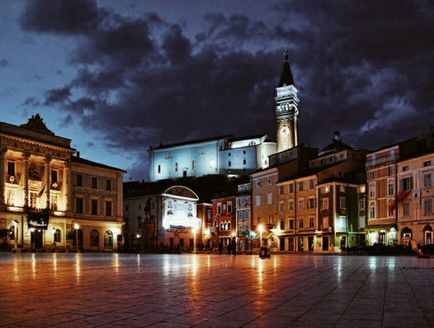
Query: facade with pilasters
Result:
<box><xmin>0</xmin><ymin>114</ymin><xmax>124</xmax><ymax>252</ymax></box>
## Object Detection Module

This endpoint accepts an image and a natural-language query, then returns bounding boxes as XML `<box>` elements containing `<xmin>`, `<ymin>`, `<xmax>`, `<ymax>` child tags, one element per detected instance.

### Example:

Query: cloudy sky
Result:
<box><xmin>1</xmin><ymin>0</ymin><xmax>433</xmax><ymax>180</ymax></box>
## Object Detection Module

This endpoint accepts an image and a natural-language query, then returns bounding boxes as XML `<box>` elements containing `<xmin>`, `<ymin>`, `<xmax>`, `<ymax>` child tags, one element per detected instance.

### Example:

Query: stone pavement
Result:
<box><xmin>0</xmin><ymin>253</ymin><xmax>433</xmax><ymax>327</ymax></box>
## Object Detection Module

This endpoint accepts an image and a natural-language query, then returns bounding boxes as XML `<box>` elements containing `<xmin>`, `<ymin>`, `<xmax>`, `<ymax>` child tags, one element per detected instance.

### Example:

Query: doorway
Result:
<box><xmin>322</xmin><ymin>236</ymin><xmax>329</xmax><ymax>251</ymax></box>
<box><xmin>298</xmin><ymin>237</ymin><xmax>304</xmax><ymax>251</ymax></box>
<box><xmin>31</xmin><ymin>230</ymin><xmax>43</xmax><ymax>248</ymax></box>
<box><xmin>308</xmin><ymin>236</ymin><xmax>314</xmax><ymax>251</ymax></box>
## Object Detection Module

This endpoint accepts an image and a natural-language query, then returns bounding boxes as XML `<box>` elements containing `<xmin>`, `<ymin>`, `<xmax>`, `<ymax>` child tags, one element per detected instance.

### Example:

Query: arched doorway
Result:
<box><xmin>401</xmin><ymin>227</ymin><xmax>412</xmax><ymax>246</ymax></box>
<box><xmin>424</xmin><ymin>225</ymin><xmax>432</xmax><ymax>245</ymax></box>
<box><xmin>104</xmin><ymin>230</ymin><xmax>113</xmax><ymax>249</ymax></box>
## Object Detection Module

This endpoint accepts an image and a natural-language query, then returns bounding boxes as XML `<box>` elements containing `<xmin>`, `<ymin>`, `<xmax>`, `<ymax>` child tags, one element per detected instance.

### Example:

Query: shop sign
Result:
<box><xmin>28</xmin><ymin>210</ymin><xmax>49</xmax><ymax>230</ymax></box>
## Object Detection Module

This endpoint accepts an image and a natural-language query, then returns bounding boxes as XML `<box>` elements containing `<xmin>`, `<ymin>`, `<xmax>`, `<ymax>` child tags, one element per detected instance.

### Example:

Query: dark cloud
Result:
<box><xmin>43</xmin><ymin>86</ymin><xmax>71</xmax><ymax>106</ymax></box>
<box><xmin>0</xmin><ymin>59</ymin><xmax>8</xmax><ymax>67</ymax></box>
<box><xmin>20</xmin><ymin>0</ymin><xmax>99</xmax><ymax>34</ymax></box>
<box><xmin>21</xmin><ymin>0</ymin><xmax>434</xmax><ymax>180</ymax></box>
<box><xmin>21</xmin><ymin>97</ymin><xmax>40</xmax><ymax>107</ymax></box>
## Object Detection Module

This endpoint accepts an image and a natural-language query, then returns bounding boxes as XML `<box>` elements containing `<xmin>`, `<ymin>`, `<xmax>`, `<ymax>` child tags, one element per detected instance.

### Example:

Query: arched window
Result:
<box><xmin>90</xmin><ymin>229</ymin><xmax>99</xmax><ymax>247</ymax></box>
<box><xmin>369</xmin><ymin>201</ymin><xmax>376</xmax><ymax>219</ymax></box>
<box><xmin>104</xmin><ymin>230</ymin><xmax>113</xmax><ymax>248</ymax></box>
<box><xmin>387</xmin><ymin>179</ymin><xmax>394</xmax><ymax>196</ymax></box>
<box><xmin>54</xmin><ymin>229</ymin><xmax>61</xmax><ymax>243</ymax></box>
<box><xmin>369</xmin><ymin>183</ymin><xmax>376</xmax><ymax>199</ymax></box>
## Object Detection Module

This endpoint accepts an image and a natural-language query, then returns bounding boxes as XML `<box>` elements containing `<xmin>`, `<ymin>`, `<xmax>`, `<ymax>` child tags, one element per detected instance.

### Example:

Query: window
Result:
<box><xmin>309</xmin><ymin>217</ymin><xmax>315</xmax><ymax>228</ymax></box>
<box><xmin>280</xmin><ymin>220</ymin><xmax>285</xmax><ymax>230</ymax></box>
<box><xmin>267</xmin><ymin>192</ymin><xmax>273</xmax><ymax>205</ymax></box>
<box><xmin>92</xmin><ymin>177</ymin><xmax>97</xmax><ymax>189</ymax></box>
<box><xmin>424</xmin><ymin>198</ymin><xmax>432</xmax><ymax>215</ymax></box>
<box><xmin>309</xmin><ymin>179</ymin><xmax>314</xmax><ymax>190</ymax></box>
<box><xmin>267</xmin><ymin>177</ymin><xmax>272</xmax><ymax>185</ymax></box>
<box><xmin>105</xmin><ymin>201</ymin><xmax>112</xmax><ymax>216</ymax></box>
<box><xmin>76</xmin><ymin>197</ymin><xmax>83</xmax><ymax>214</ymax></box>
<box><xmin>403</xmin><ymin>202</ymin><xmax>410</xmax><ymax>216</ymax></box>
<box><xmin>158</xmin><ymin>165</ymin><xmax>161</xmax><ymax>174</ymax></box>
<box><xmin>298</xmin><ymin>199</ymin><xmax>304</xmax><ymax>209</ymax></box>
<box><xmin>369</xmin><ymin>183</ymin><xmax>376</xmax><ymax>199</ymax></box>
<box><xmin>289</xmin><ymin>219</ymin><xmax>294</xmax><ymax>229</ymax></box>
<box><xmin>369</xmin><ymin>202</ymin><xmax>376</xmax><ymax>219</ymax></box>
<box><xmin>54</xmin><ymin>229</ymin><xmax>61</xmax><ymax>243</ymax></box>
<box><xmin>400</xmin><ymin>177</ymin><xmax>413</xmax><ymax>191</ymax></box>
<box><xmin>217</xmin><ymin>202</ymin><xmax>222</xmax><ymax>214</ymax></box>
<box><xmin>387</xmin><ymin>179</ymin><xmax>394</xmax><ymax>196</ymax></box>
<box><xmin>227</xmin><ymin>202</ymin><xmax>232</xmax><ymax>214</ymax></box>
<box><xmin>106</xmin><ymin>180</ymin><xmax>111</xmax><ymax>191</ymax></box>
<box><xmin>51</xmin><ymin>169</ymin><xmax>58</xmax><ymax>184</ymax></box>
<box><xmin>192</xmin><ymin>160</ymin><xmax>196</xmax><ymax>170</ymax></box>
<box><xmin>423</xmin><ymin>161</ymin><xmax>431</xmax><ymax>167</ymax></box>
<box><xmin>402</xmin><ymin>166</ymin><xmax>409</xmax><ymax>172</ymax></box>
<box><xmin>288</xmin><ymin>200</ymin><xmax>294</xmax><ymax>211</ymax></box>
<box><xmin>339</xmin><ymin>197</ymin><xmax>346</xmax><ymax>209</ymax></box>
<box><xmin>76</xmin><ymin>174</ymin><xmax>82</xmax><ymax>187</ymax></box>
<box><xmin>289</xmin><ymin>184</ymin><xmax>294</xmax><ymax>193</ymax></box>
<box><xmin>298</xmin><ymin>218</ymin><xmax>304</xmax><ymax>229</ymax></box>
<box><xmin>91</xmin><ymin>199</ymin><xmax>98</xmax><ymax>215</ymax></box>
<box><xmin>255</xmin><ymin>195</ymin><xmax>261</xmax><ymax>207</ymax></box>
<box><xmin>308</xmin><ymin>198</ymin><xmax>315</xmax><ymax>209</ymax></box>
<box><xmin>90</xmin><ymin>230</ymin><xmax>99</xmax><ymax>247</ymax></box>
<box><xmin>50</xmin><ymin>194</ymin><xmax>58</xmax><ymax>211</ymax></box>
<box><xmin>279</xmin><ymin>201</ymin><xmax>284</xmax><ymax>212</ymax></box>
<box><xmin>387</xmin><ymin>166</ymin><xmax>394</xmax><ymax>176</ymax></box>
<box><xmin>7</xmin><ymin>161</ymin><xmax>15</xmax><ymax>176</ymax></box>
<box><xmin>279</xmin><ymin>186</ymin><xmax>284</xmax><ymax>195</ymax></box>
<box><xmin>243</xmin><ymin>159</ymin><xmax>246</xmax><ymax>165</ymax></box>
<box><xmin>322</xmin><ymin>198</ymin><xmax>329</xmax><ymax>210</ymax></box>
<box><xmin>368</xmin><ymin>171</ymin><xmax>375</xmax><ymax>179</ymax></box>
<box><xmin>298</xmin><ymin>182</ymin><xmax>304</xmax><ymax>192</ymax></box>
<box><xmin>104</xmin><ymin>231</ymin><xmax>113</xmax><ymax>248</ymax></box>
<box><xmin>388</xmin><ymin>206</ymin><xmax>394</xmax><ymax>218</ymax></box>
<box><xmin>424</xmin><ymin>174</ymin><xmax>432</xmax><ymax>188</ymax></box>
<box><xmin>228</xmin><ymin>152</ymin><xmax>231</xmax><ymax>157</ymax></box>
<box><xmin>359</xmin><ymin>198</ymin><xmax>365</xmax><ymax>210</ymax></box>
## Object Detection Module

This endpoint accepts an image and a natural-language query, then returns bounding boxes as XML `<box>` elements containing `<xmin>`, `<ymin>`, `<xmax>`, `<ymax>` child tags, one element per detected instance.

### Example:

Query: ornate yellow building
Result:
<box><xmin>0</xmin><ymin>114</ymin><xmax>124</xmax><ymax>252</ymax></box>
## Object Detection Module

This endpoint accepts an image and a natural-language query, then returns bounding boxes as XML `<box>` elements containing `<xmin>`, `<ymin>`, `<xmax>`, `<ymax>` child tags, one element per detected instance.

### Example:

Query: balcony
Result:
<box><xmin>366</xmin><ymin>154</ymin><xmax>398</xmax><ymax>169</ymax></box>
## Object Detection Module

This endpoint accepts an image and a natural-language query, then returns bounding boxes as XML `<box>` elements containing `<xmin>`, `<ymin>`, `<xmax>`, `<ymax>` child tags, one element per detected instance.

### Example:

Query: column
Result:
<box><xmin>0</xmin><ymin>147</ymin><xmax>6</xmax><ymax>209</ymax></box>
<box><xmin>293</xmin><ymin>116</ymin><xmax>298</xmax><ymax>147</ymax></box>
<box><xmin>22</xmin><ymin>153</ymin><xmax>29</xmax><ymax>208</ymax></box>
<box><xmin>63</xmin><ymin>160</ymin><xmax>71</xmax><ymax>214</ymax></box>
<box><xmin>44</xmin><ymin>156</ymin><xmax>51</xmax><ymax>210</ymax></box>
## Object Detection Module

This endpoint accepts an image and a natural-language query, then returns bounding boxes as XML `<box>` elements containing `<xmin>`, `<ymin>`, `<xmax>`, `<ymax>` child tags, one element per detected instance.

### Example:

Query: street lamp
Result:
<box><xmin>258</xmin><ymin>224</ymin><xmax>264</xmax><ymax>248</ymax></box>
<box><xmin>73</xmin><ymin>223</ymin><xmax>80</xmax><ymax>253</ymax></box>
<box><xmin>192</xmin><ymin>227</ymin><xmax>197</xmax><ymax>254</ymax></box>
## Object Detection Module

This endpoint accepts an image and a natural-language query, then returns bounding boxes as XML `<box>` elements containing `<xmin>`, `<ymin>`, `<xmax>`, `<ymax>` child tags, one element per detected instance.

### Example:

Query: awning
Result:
<box><xmin>397</xmin><ymin>190</ymin><xmax>411</xmax><ymax>202</ymax></box>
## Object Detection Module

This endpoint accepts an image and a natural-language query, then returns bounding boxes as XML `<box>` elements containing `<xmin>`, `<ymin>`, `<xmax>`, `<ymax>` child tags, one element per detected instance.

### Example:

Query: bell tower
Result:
<box><xmin>275</xmin><ymin>52</ymin><xmax>299</xmax><ymax>152</ymax></box>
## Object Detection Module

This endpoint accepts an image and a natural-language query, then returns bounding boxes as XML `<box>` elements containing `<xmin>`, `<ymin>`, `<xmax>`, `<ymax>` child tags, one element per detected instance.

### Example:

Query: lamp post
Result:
<box><xmin>73</xmin><ymin>223</ymin><xmax>80</xmax><ymax>253</ymax></box>
<box><xmin>192</xmin><ymin>227</ymin><xmax>197</xmax><ymax>254</ymax></box>
<box><xmin>258</xmin><ymin>224</ymin><xmax>264</xmax><ymax>248</ymax></box>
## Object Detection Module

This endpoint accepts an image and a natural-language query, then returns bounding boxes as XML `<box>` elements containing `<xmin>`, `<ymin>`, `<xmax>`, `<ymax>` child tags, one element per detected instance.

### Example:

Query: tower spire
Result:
<box><xmin>278</xmin><ymin>51</ymin><xmax>295</xmax><ymax>87</ymax></box>
<box><xmin>275</xmin><ymin>51</ymin><xmax>299</xmax><ymax>152</ymax></box>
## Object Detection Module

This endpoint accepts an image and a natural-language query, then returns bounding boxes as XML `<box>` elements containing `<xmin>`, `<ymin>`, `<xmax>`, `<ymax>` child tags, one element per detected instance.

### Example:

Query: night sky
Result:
<box><xmin>1</xmin><ymin>0</ymin><xmax>434</xmax><ymax>180</ymax></box>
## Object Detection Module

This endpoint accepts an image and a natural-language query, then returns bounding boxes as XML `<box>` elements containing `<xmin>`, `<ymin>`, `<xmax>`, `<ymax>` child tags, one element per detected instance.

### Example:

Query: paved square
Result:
<box><xmin>0</xmin><ymin>253</ymin><xmax>433</xmax><ymax>327</ymax></box>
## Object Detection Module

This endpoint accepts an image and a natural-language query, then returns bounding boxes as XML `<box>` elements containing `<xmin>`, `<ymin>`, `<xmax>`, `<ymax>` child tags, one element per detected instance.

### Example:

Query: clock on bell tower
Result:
<box><xmin>275</xmin><ymin>51</ymin><xmax>299</xmax><ymax>152</ymax></box>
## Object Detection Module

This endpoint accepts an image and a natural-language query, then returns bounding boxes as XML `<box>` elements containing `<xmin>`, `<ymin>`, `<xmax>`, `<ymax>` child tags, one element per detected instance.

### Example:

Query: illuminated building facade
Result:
<box><xmin>212</xmin><ymin>196</ymin><xmax>237</xmax><ymax>250</ymax></box>
<box><xmin>0</xmin><ymin>114</ymin><xmax>124</xmax><ymax>251</ymax></box>
<box><xmin>397</xmin><ymin>152</ymin><xmax>434</xmax><ymax>246</ymax></box>
<box><xmin>365</xmin><ymin>138</ymin><xmax>420</xmax><ymax>245</ymax></box>
<box><xmin>148</xmin><ymin>134</ymin><xmax>276</xmax><ymax>182</ymax></box>
<box><xmin>236</xmin><ymin>182</ymin><xmax>252</xmax><ymax>252</ymax></box>
<box><xmin>123</xmin><ymin>185</ymin><xmax>201</xmax><ymax>251</ymax></box>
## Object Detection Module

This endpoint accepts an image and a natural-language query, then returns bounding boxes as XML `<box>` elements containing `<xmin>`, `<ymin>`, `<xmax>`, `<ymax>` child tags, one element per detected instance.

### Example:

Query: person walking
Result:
<box><xmin>218</xmin><ymin>240</ymin><xmax>223</xmax><ymax>254</ymax></box>
<box><xmin>227</xmin><ymin>240</ymin><xmax>232</xmax><ymax>254</ymax></box>
<box><xmin>231</xmin><ymin>237</ymin><xmax>237</xmax><ymax>255</ymax></box>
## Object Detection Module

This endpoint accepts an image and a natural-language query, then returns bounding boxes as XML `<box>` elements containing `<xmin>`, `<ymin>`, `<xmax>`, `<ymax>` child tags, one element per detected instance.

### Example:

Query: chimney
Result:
<box><xmin>76</xmin><ymin>151</ymin><xmax>80</xmax><ymax>158</ymax></box>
